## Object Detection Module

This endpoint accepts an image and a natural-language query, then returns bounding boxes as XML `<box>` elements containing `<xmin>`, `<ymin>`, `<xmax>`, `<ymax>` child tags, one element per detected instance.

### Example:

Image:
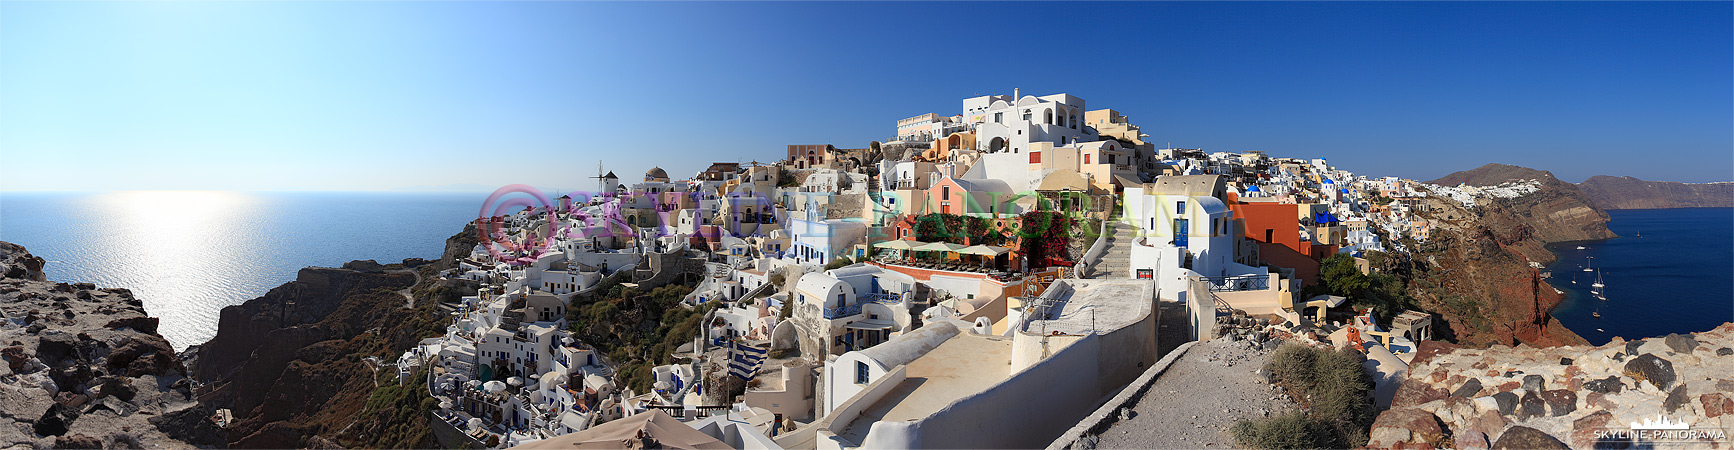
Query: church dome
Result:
<box><xmin>645</xmin><ymin>167</ymin><xmax>669</xmax><ymax>182</ymax></box>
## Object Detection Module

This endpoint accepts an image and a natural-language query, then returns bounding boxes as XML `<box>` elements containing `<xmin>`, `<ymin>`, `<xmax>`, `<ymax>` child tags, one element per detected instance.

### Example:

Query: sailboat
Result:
<box><xmin>1584</xmin><ymin>256</ymin><xmax>1595</xmax><ymax>272</ymax></box>
<box><xmin>1591</xmin><ymin>269</ymin><xmax>1606</xmax><ymax>300</ymax></box>
<box><xmin>1593</xmin><ymin>310</ymin><xmax>1601</xmax><ymax>318</ymax></box>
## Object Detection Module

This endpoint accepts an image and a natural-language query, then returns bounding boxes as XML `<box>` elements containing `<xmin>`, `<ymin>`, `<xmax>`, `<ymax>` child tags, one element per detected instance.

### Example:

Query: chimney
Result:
<box><xmin>1013</xmin><ymin>87</ymin><xmax>1019</xmax><ymax>99</ymax></box>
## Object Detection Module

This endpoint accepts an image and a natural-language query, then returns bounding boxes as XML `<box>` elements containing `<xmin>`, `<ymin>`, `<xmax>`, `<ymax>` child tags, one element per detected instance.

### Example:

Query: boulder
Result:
<box><xmin>1453</xmin><ymin>378</ymin><xmax>1484</xmax><ymax>398</ymax></box>
<box><xmin>1493</xmin><ymin>426</ymin><xmax>1569</xmax><ymax>450</ymax></box>
<box><xmin>1522</xmin><ymin>374</ymin><xmax>1545</xmax><ymax>392</ymax></box>
<box><xmin>94</xmin><ymin>375</ymin><xmax>138</xmax><ymax>402</ymax></box>
<box><xmin>1699</xmin><ymin>393</ymin><xmax>1734</xmax><ymax>418</ymax></box>
<box><xmin>1518</xmin><ymin>390</ymin><xmax>1547</xmax><ymax>420</ymax></box>
<box><xmin>1625</xmin><ymin>339</ymin><xmax>1644</xmax><ymax>356</ymax></box>
<box><xmin>1456</xmin><ymin>429</ymin><xmax>1491</xmax><ymax>450</ymax></box>
<box><xmin>1369</xmin><ymin>408</ymin><xmax>1446</xmax><ymax>448</ymax></box>
<box><xmin>1493</xmin><ymin>392</ymin><xmax>1519</xmax><ymax>416</ymax></box>
<box><xmin>1663</xmin><ymin>333</ymin><xmax>1697</xmax><ymax>354</ymax></box>
<box><xmin>1584</xmin><ymin>376</ymin><xmax>1623</xmax><ymax>394</ymax></box>
<box><xmin>34</xmin><ymin>402</ymin><xmax>80</xmax><ymax>436</ymax></box>
<box><xmin>1622</xmin><ymin>353</ymin><xmax>1675</xmax><ymax>391</ymax></box>
<box><xmin>104</xmin><ymin>316</ymin><xmax>160</xmax><ymax>334</ymax></box>
<box><xmin>35</xmin><ymin>331</ymin><xmax>79</xmax><ymax>365</ymax></box>
<box><xmin>2</xmin><ymin>345</ymin><xmax>29</xmax><ymax>372</ymax></box>
<box><xmin>1559</xmin><ymin>357</ymin><xmax>1573</xmax><ymax>365</ymax></box>
<box><xmin>1569</xmin><ymin>411</ymin><xmax>1625</xmax><ymax>450</ymax></box>
<box><xmin>1718</xmin><ymin>347</ymin><xmax>1732</xmax><ymax>357</ymax></box>
<box><xmin>1540</xmin><ymin>389</ymin><xmax>1576</xmax><ymax>417</ymax></box>
<box><xmin>1663</xmin><ymin>385</ymin><xmax>1689</xmax><ymax>414</ymax></box>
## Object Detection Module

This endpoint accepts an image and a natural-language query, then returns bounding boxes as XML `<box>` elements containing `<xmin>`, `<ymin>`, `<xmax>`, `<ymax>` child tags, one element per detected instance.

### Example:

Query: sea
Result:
<box><xmin>0</xmin><ymin>191</ymin><xmax>485</xmax><ymax>350</ymax></box>
<box><xmin>1546</xmin><ymin>207</ymin><xmax>1734</xmax><ymax>346</ymax></box>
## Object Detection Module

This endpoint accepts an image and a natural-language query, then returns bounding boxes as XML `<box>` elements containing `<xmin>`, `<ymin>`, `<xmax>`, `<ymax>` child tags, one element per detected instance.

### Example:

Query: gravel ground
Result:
<box><xmin>1087</xmin><ymin>337</ymin><xmax>1298</xmax><ymax>449</ymax></box>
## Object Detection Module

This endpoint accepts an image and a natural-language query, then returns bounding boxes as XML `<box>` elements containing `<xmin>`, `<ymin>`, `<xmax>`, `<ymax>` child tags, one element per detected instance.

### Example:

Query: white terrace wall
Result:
<box><xmin>884</xmin><ymin>333</ymin><xmax>1105</xmax><ymax>449</ymax></box>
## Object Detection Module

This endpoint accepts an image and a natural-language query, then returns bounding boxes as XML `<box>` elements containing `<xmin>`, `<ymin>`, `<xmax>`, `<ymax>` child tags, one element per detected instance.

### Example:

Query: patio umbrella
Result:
<box><xmin>957</xmin><ymin>245</ymin><xmax>1010</xmax><ymax>256</ymax></box>
<box><xmin>912</xmin><ymin>242</ymin><xmax>965</xmax><ymax>252</ymax></box>
<box><xmin>872</xmin><ymin>240</ymin><xmax>919</xmax><ymax>250</ymax></box>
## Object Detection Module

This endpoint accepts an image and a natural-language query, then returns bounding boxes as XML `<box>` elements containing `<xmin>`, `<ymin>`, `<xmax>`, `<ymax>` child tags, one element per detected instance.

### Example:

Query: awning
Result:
<box><xmin>957</xmin><ymin>245</ymin><xmax>1010</xmax><ymax>256</ymax></box>
<box><xmin>913</xmin><ymin>242</ymin><xmax>966</xmax><ymax>252</ymax></box>
<box><xmin>845</xmin><ymin>319</ymin><xmax>897</xmax><ymax>330</ymax></box>
<box><xmin>873</xmin><ymin>240</ymin><xmax>921</xmax><ymax>250</ymax></box>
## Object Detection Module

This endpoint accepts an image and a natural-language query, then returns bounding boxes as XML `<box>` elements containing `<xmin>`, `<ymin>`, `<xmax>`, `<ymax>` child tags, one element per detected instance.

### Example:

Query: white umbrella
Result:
<box><xmin>957</xmin><ymin>245</ymin><xmax>1010</xmax><ymax>256</ymax></box>
<box><xmin>507</xmin><ymin>376</ymin><xmax>524</xmax><ymax>387</ymax></box>
<box><xmin>484</xmin><ymin>380</ymin><xmax>508</xmax><ymax>394</ymax></box>
<box><xmin>440</xmin><ymin>400</ymin><xmax>453</xmax><ymax>410</ymax></box>
<box><xmin>654</xmin><ymin>380</ymin><xmax>672</xmax><ymax>391</ymax></box>
<box><xmin>913</xmin><ymin>242</ymin><xmax>965</xmax><ymax>252</ymax></box>
<box><xmin>468</xmin><ymin>418</ymin><xmax>484</xmax><ymax>431</ymax></box>
<box><xmin>872</xmin><ymin>240</ymin><xmax>919</xmax><ymax>250</ymax></box>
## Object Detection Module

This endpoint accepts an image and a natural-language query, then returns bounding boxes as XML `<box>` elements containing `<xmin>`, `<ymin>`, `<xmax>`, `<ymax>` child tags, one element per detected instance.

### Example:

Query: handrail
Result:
<box><xmin>1075</xmin><ymin>219</ymin><xmax>1113</xmax><ymax>279</ymax></box>
<box><xmin>1202</xmin><ymin>274</ymin><xmax>1270</xmax><ymax>292</ymax></box>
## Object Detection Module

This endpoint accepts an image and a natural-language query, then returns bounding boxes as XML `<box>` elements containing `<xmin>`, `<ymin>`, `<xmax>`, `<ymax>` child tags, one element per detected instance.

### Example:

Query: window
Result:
<box><xmin>942</xmin><ymin>186</ymin><xmax>950</xmax><ymax>198</ymax></box>
<box><xmin>1045</xmin><ymin>110</ymin><xmax>1053</xmax><ymax>125</ymax></box>
<box><xmin>1265</xmin><ymin>229</ymin><xmax>1274</xmax><ymax>242</ymax></box>
<box><xmin>836</xmin><ymin>294</ymin><xmax>846</xmax><ymax>308</ymax></box>
<box><xmin>1176</xmin><ymin>201</ymin><xmax>1186</xmax><ymax>215</ymax></box>
<box><xmin>994</xmin><ymin>112</ymin><xmax>1003</xmax><ymax>123</ymax></box>
<box><xmin>1084</xmin><ymin>154</ymin><xmax>1091</xmax><ymax>164</ymax></box>
<box><xmin>1030</xmin><ymin>152</ymin><xmax>1041</xmax><ymax>164</ymax></box>
<box><xmin>1023</xmin><ymin>109</ymin><xmax>1032</xmax><ymax>121</ymax></box>
<box><xmin>855</xmin><ymin>362</ymin><xmax>870</xmax><ymax>384</ymax></box>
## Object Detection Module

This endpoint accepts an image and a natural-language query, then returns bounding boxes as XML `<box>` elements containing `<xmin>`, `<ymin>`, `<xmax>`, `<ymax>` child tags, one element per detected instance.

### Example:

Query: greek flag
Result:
<box><xmin>726</xmin><ymin>340</ymin><xmax>767</xmax><ymax>380</ymax></box>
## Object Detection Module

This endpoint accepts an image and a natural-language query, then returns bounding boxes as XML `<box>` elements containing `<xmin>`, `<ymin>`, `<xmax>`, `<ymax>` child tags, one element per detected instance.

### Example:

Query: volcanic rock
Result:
<box><xmin>1622</xmin><ymin>353</ymin><xmax>1675</xmax><ymax>391</ymax></box>
<box><xmin>1492</xmin><ymin>426</ymin><xmax>1569</xmax><ymax>450</ymax></box>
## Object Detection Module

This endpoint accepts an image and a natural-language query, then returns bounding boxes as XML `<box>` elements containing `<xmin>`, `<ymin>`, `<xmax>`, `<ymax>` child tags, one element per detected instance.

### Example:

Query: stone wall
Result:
<box><xmin>1369</xmin><ymin>323</ymin><xmax>1734</xmax><ymax>450</ymax></box>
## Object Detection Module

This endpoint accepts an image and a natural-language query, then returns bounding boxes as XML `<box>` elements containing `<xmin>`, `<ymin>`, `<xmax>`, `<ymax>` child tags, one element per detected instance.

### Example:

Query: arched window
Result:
<box><xmin>1044</xmin><ymin>109</ymin><xmax>1053</xmax><ymax>125</ymax></box>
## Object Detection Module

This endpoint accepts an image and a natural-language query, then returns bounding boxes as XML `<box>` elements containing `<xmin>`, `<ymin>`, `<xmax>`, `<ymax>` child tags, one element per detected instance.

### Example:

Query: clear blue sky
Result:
<box><xmin>3</xmin><ymin>1</ymin><xmax>1729</xmax><ymax>191</ymax></box>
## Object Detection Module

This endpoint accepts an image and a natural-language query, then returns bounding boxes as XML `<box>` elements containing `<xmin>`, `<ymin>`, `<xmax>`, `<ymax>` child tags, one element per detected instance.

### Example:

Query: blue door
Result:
<box><xmin>1173</xmin><ymin>219</ymin><xmax>1189</xmax><ymax>247</ymax></box>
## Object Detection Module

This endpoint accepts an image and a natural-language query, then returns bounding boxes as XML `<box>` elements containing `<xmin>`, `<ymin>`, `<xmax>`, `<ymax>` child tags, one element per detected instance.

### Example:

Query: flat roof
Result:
<box><xmin>1022</xmin><ymin>279</ymin><xmax>1153</xmax><ymax>335</ymax></box>
<box><xmin>838</xmin><ymin>333</ymin><xmax>1013</xmax><ymax>444</ymax></box>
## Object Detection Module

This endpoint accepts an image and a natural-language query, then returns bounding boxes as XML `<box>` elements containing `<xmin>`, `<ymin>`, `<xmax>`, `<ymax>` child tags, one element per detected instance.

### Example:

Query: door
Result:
<box><xmin>1174</xmin><ymin>219</ymin><xmax>1190</xmax><ymax>247</ymax></box>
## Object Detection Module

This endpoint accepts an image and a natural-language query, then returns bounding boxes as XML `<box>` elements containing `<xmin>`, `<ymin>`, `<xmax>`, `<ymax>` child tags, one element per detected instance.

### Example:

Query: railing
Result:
<box><xmin>1203</xmin><ymin>274</ymin><xmax>1270</xmax><ymax>292</ymax></box>
<box><xmin>824</xmin><ymin>304</ymin><xmax>862</xmax><ymax>319</ymax></box>
<box><xmin>859</xmin><ymin>292</ymin><xmax>905</xmax><ymax>306</ymax></box>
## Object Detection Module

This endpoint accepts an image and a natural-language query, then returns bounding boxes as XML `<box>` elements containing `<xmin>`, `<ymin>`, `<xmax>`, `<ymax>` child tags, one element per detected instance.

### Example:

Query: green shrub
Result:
<box><xmin>824</xmin><ymin>258</ymin><xmax>853</xmax><ymax>270</ymax></box>
<box><xmin>1231</xmin><ymin>411</ymin><xmax>1335</xmax><ymax>450</ymax></box>
<box><xmin>1235</xmin><ymin>343</ymin><xmax>1376</xmax><ymax>450</ymax></box>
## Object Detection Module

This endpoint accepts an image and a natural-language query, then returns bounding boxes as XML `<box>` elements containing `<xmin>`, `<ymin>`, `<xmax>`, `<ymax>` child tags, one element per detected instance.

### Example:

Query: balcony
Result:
<box><xmin>824</xmin><ymin>304</ymin><xmax>862</xmax><ymax>319</ymax></box>
<box><xmin>859</xmin><ymin>292</ymin><xmax>906</xmax><ymax>306</ymax></box>
<box><xmin>1204</xmin><ymin>274</ymin><xmax>1271</xmax><ymax>292</ymax></box>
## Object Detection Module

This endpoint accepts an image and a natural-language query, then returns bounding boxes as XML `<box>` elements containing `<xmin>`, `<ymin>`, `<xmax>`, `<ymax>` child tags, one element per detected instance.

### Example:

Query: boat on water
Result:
<box><xmin>1593</xmin><ymin>310</ymin><xmax>1601</xmax><ymax>318</ymax></box>
<box><xmin>1584</xmin><ymin>256</ymin><xmax>1595</xmax><ymax>272</ymax></box>
<box><xmin>1597</xmin><ymin>328</ymin><xmax>1605</xmax><ymax>333</ymax></box>
<box><xmin>1576</xmin><ymin>246</ymin><xmax>1586</xmax><ymax>250</ymax></box>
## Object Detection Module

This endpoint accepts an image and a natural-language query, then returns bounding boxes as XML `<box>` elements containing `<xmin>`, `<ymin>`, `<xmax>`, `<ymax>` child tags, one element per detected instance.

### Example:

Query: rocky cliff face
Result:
<box><xmin>1369</xmin><ymin>323</ymin><xmax>1734</xmax><ymax>450</ymax></box>
<box><xmin>1400</xmin><ymin>164</ymin><xmax>1614</xmax><ymax>348</ymax></box>
<box><xmin>190</xmin><ymin>229</ymin><xmax>476</xmax><ymax>449</ymax></box>
<box><xmin>1576</xmin><ymin>175</ymin><xmax>1734</xmax><ymax>210</ymax></box>
<box><xmin>0</xmin><ymin>242</ymin><xmax>221</xmax><ymax>449</ymax></box>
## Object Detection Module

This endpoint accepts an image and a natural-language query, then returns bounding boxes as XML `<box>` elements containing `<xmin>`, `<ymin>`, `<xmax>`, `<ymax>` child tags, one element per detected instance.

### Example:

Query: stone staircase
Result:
<box><xmin>1088</xmin><ymin>221</ymin><xmax>1137</xmax><ymax>278</ymax></box>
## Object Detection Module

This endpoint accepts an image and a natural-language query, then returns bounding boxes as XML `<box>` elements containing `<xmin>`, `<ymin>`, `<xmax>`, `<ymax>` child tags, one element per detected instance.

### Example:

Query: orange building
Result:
<box><xmin>1227</xmin><ymin>193</ymin><xmax>1322</xmax><ymax>286</ymax></box>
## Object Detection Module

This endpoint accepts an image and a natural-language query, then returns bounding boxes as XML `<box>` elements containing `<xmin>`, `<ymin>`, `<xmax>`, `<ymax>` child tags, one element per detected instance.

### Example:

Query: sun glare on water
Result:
<box><xmin>94</xmin><ymin>190</ymin><xmax>262</xmax><ymax>347</ymax></box>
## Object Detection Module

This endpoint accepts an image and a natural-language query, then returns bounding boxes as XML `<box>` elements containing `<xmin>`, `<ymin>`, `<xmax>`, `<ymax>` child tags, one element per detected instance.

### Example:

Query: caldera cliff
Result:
<box><xmin>1401</xmin><ymin>163</ymin><xmax>1615</xmax><ymax>348</ymax></box>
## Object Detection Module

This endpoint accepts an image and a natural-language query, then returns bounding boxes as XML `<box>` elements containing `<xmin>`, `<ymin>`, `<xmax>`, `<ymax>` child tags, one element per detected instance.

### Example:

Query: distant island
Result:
<box><xmin>1428</xmin><ymin>163</ymin><xmax>1734</xmax><ymax>210</ymax></box>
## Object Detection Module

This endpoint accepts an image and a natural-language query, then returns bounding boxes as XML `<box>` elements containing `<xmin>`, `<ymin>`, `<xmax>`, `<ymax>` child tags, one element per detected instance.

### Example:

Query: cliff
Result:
<box><xmin>0</xmin><ymin>242</ymin><xmax>222</xmax><ymax>449</ymax></box>
<box><xmin>190</xmin><ymin>229</ymin><xmax>478</xmax><ymax>449</ymax></box>
<box><xmin>1576</xmin><ymin>175</ymin><xmax>1734</xmax><ymax>210</ymax></box>
<box><xmin>1368</xmin><ymin>324</ymin><xmax>1734</xmax><ymax>449</ymax></box>
<box><xmin>1429</xmin><ymin>163</ymin><xmax>1562</xmax><ymax>188</ymax></box>
<box><xmin>1398</xmin><ymin>164</ymin><xmax>1613</xmax><ymax>347</ymax></box>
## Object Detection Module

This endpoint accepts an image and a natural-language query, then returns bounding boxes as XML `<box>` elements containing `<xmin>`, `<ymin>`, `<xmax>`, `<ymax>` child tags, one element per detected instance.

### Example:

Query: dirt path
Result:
<box><xmin>1088</xmin><ymin>338</ymin><xmax>1297</xmax><ymax>449</ymax></box>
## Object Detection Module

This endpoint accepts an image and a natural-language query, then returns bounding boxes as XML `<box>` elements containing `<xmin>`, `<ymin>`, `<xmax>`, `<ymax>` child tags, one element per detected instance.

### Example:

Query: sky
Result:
<box><xmin>2</xmin><ymin>1</ymin><xmax>1729</xmax><ymax>192</ymax></box>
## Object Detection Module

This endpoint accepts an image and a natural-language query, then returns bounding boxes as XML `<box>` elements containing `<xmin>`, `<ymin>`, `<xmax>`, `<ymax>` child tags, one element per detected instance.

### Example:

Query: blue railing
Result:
<box><xmin>859</xmin><ymin>293</ymin><xmax>904</xmax><ymax>306</ymax></box>
<box><xmin>824</xmin><ymin>304</ymin><xmax>862</xmax><ymax>319</ymax></box>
